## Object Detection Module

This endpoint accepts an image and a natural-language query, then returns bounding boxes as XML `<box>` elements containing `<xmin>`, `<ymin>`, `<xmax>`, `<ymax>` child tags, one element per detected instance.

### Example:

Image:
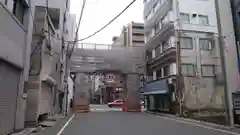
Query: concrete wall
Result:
<box><xmin>218</xmin><ymin>0</ymin><xmax>240</xmax><ymax>123</ymax></box>
<box><xmin>33</xmin><ymin>0</ymin><xmax>67</xmax><ymax>37</ymax></box>
<box><xmin>66</xmin><ymin>14</ymin><xmax>76</xmax><ymax>42</ymax></box>
<box><xmin>74</xmin><ymin>73</ymin><xmax>91</xmax><ymax>105</ymax></box>
<box><xmin>0</xmin><ymin>3</ymin><xmax>26</xmax><ymax>68</ymax></box>
<box><xmin>0</xmin><ymin>1</ymin><xmax>33</xmax><ymax>130</ymax></box>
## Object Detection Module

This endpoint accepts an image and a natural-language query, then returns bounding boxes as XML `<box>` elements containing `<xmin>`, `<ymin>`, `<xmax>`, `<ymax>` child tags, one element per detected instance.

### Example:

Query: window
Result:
<box><xmin>162</xmin><ymin>41</ymin><xmax>169</xmax><ymax>51</ymax></box>
<box><xmin>180</xmin><ymin>37</ymin><xmax>193</xmax><ymax>49</ymax></box>
<box><xmin>132</xmin><ymin>26</ymin><xmax>144</xmax><ymax>29</ymax></box>
<box><xmin>146</xmin><ymin>50</ymin><xmax>152</xmax><ymax>60</ymax></box>
<box><xmin>163</xmin><ymin>65</ymin><xmax>170</xmax><ymax>76</ymax></box>
<box><xmin>180</xmin><ymin>13</ymin><xmax>190</xmax><ymax>23</ymax></box>
<box><xmin>181</xmin><ymin>64</ymin><xmax>195</xmax><ymax>76</ymax></box>
<box><xmin>5</xmin><ymin>0</ymin><xmax>26</xmax><ymax>24</ymax></box>
<box><xmin>199</xmin><ymin>15</ymin><xmax>209</xmax><ymax>25</ymax></box>
<box><xmin>154</xmin><ymin>21</ymin><xmax>160</xmax><ymax>33</ymax></box>
<box><xmin>155</xmin><ymin>46</ymin><xmax>160</xmax><ymax>56</ymax></box>
<box><xmin>133</xmin><ymin>40</ymin><xmax>144</xmax><ymax>44</ymax></box>
<box><xmin>132</xmin><ymin>33</ymin><xmax>144</xmax><ymax>36</ymax></box>
<box><xmin>156</xmin><ymin>68</ymin><xmax>162</xmax><ymax>78</ymax></box>
<box><xmin>55</xmin><ymin>63</ymin><xmax>58</xmax><ymax>71</ymax></box>
<box><xmin>199</xmin><ymin>38</ymin><xmax>214</xmax><ymax>51</ymax></box>
<box><xmin>201</xmin><ymin>65</ymin><xmax>215</xmax><ymax>77</ymax></box>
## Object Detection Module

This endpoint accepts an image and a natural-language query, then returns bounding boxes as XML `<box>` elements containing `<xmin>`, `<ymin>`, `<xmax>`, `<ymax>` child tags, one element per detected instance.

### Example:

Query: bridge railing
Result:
<box><xmin>77</xmin><ymin>43</ymin><xmax>145</xmax><ymax>50</ymax></box>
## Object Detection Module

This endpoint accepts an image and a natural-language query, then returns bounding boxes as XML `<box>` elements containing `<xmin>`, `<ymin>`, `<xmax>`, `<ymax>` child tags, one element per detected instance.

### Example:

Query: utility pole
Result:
<box><xmin>174</xmin><ymin>0</ymin><xmax>183</xmax><ymax>116</ymax></box>
<box><xmin>214</xmin><ymin>0</ymin><xmax>234</xmax><ymax>126</ymax></box>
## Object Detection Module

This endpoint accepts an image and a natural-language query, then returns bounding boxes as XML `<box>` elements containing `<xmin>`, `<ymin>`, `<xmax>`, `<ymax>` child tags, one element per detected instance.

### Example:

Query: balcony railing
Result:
<box><xmin>145</xmin><ymin>22</ymin><xmax>175</xmax><ymax>50</ymax></box>
<box><xmin>145</xmin><ymin>0</ymin><xmax>173</xmax><ymax>31</ymax></box>
<box><xmin>132</xmin><ymin>29</ymin><xmax>144</xmax><ymax>34</ymax></box>
<box><xmin>148</xmin><ymin>47</ymin><xmax>176</xmax><ymax>69</ymax></box>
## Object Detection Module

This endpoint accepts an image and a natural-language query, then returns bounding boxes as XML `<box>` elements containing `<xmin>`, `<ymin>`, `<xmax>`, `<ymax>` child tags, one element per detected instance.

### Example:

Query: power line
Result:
<box><xmin>68</xmin><ymin>0</ymin><xmax>87</xmax><ymax>58</ymax></box>
<box><xmin>73</xmin><ymin>0</ymin><xmax>137</xmax><ymax>42</ymax></box>
<box><xmin>74</xmin><ymin>0</ymin><xmax>87</xmax><ymax>43</ymax></box>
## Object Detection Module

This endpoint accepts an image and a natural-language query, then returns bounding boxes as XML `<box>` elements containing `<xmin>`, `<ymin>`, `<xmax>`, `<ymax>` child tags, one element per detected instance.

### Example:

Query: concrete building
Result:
<box><xmin>65</xmin><ymin>14</ymin><xmax>77</xmax><ymax>42</ymax></box>
<box><xmin>143</xmin><ymin>0</ymin><xmax>226</xmax><ymax>117</ymax></box>
<box><xmin>95</xmin><ymin>70</ymin><xmax>125</xmax><ymax>104</ymax></box>
<box><xmin>25</xmin><ymin>0</ymin><xmax>70</xmax><ymax>125</ymax></box>
<box><xmin>216</xmin><ymin>0</ymin><xmax>240</xmax><ymax>126</ymax></box>
<box><xmin>0</xmin><ymin>0</ymin><xmax>33</xmax><ymax>134</ymax></box>
<box><xmin>125</xmin><ymin>22</ymin><xmax>145</xmax><ymax>46</ymax></box>
<box><xmin>113</xmin><ymin>22</ymin><xmax>145</xmax><ymax>47</ymax></box>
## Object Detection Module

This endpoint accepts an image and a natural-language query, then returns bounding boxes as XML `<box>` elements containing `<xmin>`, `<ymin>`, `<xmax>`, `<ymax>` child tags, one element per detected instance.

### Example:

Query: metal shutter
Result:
<box><xmin>0</xmin><ymin>61</ymin><xmax>20</xmax><ymax>135</ymax></box>
<box><xmin>39</xmin><ymin>83</ymin><xmax>52</xmax><ymax>115</ymax></box>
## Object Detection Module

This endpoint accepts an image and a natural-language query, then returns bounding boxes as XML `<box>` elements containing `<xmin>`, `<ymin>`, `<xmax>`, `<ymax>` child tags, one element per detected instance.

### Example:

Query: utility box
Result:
<box><xmin>73</xmin><ymin>73</ymin><xmax>91</xmax><ymax>113</ymax></box>
<box><xmin>124</xmin><ymin>73</ymin><xmax>141</xmax><ymax>112</ymax></box>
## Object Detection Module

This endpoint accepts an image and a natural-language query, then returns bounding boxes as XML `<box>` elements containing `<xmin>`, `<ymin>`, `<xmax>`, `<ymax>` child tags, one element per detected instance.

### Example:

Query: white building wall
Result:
<box><xmin>0</xmin><ymin>0</ymin><xmax>34</xmax><ymax>130</ymax></box>
<box><xmin>66</xmin><ymin>14</ymin><xmax>77</xmax><ymax>42</ymax></box>
<box><xmin>67</xmin><ymin>76</ymin><xmax>73</xmax><ymax>113</ymax></box>
<box><xmin>144</xmin><ymin>0</ymin><xmax>226</xmax><ymax>110</ymax></box>
<box><xmin>177</xmin><ymin>0</ymin><xmax>218</xmax><ymax>33</ymax></box>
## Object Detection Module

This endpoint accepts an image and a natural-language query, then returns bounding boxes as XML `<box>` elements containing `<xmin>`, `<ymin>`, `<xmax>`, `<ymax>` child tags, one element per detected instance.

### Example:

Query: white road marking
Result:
<box><xmin>56</xmin><ymin>114</ymin><xmax>75</xmax><ymax>135</ymax></box>
<box><xmin>90</xmin><ymin>108</ymin><xmax>122</xmax><ymax>112</ymax></box>
<box><xmin>148</xmin><ymin>114</ymin><xmax>240</xmax><ymax>135</ymax></box>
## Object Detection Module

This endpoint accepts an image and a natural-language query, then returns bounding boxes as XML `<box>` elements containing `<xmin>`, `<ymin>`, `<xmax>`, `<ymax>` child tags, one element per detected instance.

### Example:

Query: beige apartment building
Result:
<box><xmin>113</xmin><ymin>22</ymin><xmax>145</xmax><ymax>47</ymax></box>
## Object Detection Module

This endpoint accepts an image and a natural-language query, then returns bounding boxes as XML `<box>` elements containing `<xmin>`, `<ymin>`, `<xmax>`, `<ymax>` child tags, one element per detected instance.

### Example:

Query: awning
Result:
<box><xmin>142</xmin><ymin>90</ymin><xmax>168</xmax><ymax>95</ymax></box>
<box><xmin>142</xmin><ymin>79</ymin><xmax>169</xmax><ymax>95</ymax></box>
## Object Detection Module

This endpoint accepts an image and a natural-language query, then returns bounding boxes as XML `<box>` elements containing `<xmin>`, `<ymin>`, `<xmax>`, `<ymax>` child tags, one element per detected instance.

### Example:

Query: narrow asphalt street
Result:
<box><xmin>34</xmin><ymin>105</ymin><xmax>240</xmax><ymax>135</ymax></box>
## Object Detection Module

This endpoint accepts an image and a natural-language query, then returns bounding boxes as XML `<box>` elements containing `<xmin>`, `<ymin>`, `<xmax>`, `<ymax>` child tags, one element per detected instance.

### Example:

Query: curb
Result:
<box><xmin>11</xmin><ymin>127</ymin><xmax>40</xmax><ymax>135</ymax></box>
<box><xmin>145</xmin><ymin>111</ymin><xmax>233</xmax><ymax>130</ymax></box>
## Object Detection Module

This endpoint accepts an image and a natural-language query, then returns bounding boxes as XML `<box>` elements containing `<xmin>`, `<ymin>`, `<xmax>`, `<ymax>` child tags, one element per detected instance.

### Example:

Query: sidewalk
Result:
<box><xmin>11</xmin><ymin>114</ymin><xmax>71</xmax><ymax>135</ymax></box>
<box><xmin>145</xmin><ymin>110</ymin><xmax>240</xmax><ymax>132</ymax></box>
<box><xmin>31</xmin><ymin>114</ymin><xmax>73</xmax><ymax>135</ymax></box>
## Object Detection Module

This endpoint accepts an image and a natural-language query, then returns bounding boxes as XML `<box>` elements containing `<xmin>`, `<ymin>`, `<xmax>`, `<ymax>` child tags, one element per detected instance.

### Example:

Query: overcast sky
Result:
<box><xmin>70</xmin><ymin>0</ymin><xmax>144</xmax><ymax>44</ymax></box>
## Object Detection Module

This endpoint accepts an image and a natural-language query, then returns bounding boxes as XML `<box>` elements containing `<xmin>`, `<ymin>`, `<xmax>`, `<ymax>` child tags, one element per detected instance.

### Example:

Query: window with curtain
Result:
<box><xmin>180</xmin><ymin>13</ymin><xmax>190</xmax><ymax>23</ymax></box>
<box><xmin>199</xmin><ymin>14</ymin><xmax>209</xmax><ymax>25</ymax></box>
<box><xmin>201</xmin><ymin>65</ymin><xmax>215</xmax><ymax>77</ymax></box>
<box><xmin>199</xmin><ymin>38</ymin><xmax>214</xmax><ymax>51</ymax></box>
<box><xmin>180</xmin><ymin>37</ymin><xmax>193</xmax><ymax>49</ymax></box>
<box><xmin>181</xmin><ymin>64</ymin><xmax>195</xmax><ymax>76</ymax></box>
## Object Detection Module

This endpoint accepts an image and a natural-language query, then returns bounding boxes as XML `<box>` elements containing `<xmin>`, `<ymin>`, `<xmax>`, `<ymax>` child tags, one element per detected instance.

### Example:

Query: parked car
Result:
<box><xmin>108</xmin><ymin>99</ymin><xmax>124</xmax><ymax>108</ymax></box>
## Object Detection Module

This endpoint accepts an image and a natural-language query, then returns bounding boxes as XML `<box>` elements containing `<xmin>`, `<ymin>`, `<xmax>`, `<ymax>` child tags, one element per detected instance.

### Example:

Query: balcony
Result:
<box><xmin>0</xmin><ymin>3</ymin><xmax>26</xmax><ymax>68</ymax></box>
<box><xmin>147</xmin><ymin>47</ymin><xmax>176</xmax><ymax>69</ymax></box>
<box><xmin>132</xmin><ymin>29</ymin><xmax>144</xmax><ymax>34</ymax></box>
<box><xmin>132</xmin><ymin>35</ymin><xmax>144</xmax><ymax>42</ymax></box>
<box><xmin>145</xmin><ymin>22</ymin><xmax>175</xmax><ymax>50</ymax></box>
<box><xmin>145</xmin><ymin>0</ymin><xmax>173</xmax><ymax>31</ymax></box>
